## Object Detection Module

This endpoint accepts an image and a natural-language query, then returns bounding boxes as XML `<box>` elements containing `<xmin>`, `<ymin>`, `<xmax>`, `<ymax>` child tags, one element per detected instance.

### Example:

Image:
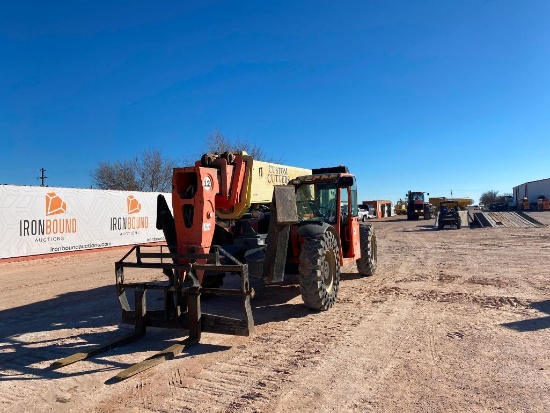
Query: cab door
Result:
<box><xmin>339</xmin><ymin>183</ymin><xmax>360</xmax><ymax>259</ymax></box>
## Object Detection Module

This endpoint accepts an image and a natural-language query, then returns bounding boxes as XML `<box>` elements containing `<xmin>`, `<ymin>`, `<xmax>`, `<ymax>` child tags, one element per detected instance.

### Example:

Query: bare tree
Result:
<box><xmin>91</xmin><ymin>160</ymin><xmax>139</xmax><ymax>191</ymax></box>
<box><xmin>91</xmin><ymin>131</ymin><xmax>280</xmax><ymax>191</ymax></box>
<box><xmin>479</xmin><ymin>190</ymin><xmax>500</xmax><ymax>206</ymax></box>
<box><xmin>134</xmin><ymin>149</ymin><xmax>177</xmax><ymax>192</ymax></box>
<box><xmin>206</xmin><ymin>129</ymin><xmax>233</xmax><ymax>154</ymax></box>
<box><xmin>91</xmin><ymin>149</ymin><xmax>177</xmax><ymax>192</ymax></box>
<box><xmin>205</xmin><ymin>129</ymin><xmax>280</xmax><ymax>162</ymax></box>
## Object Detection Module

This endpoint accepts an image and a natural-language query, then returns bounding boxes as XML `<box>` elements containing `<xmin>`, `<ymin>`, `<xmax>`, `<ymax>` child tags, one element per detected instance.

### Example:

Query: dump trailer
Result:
<box><xmin>429</xmin><ymin>197</ymin><xmax>473</xmax><ymax>211</ymax></box>
<box><xmin>406</xmin><ymin>190</ymin><xmax>431</xmax><ymax>220</ymax></box>
<box><xmin>51</xmin><ymin>152</ymin><xmax>378</xmax><ymax>380</ymax></box>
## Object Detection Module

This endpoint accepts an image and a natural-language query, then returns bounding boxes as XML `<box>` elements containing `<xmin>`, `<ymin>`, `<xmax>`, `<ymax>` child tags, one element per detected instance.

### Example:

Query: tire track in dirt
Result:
<box><xmin>297</xmin><ymin>298</ymin><xmax>416</xmax><ymax>412</ymax></box>
<box><xmin>369</xmin><ymin>286</ymin><xmax>532</xmax><ymax>310</ymax></box>
<box><xmin>374</xmin><ymin>223</ymin><xmax>436</xmax><ymax>285</ymax></box>
<box><xmin>267</xmin><ymin>295</ymin><xmax>451</xmax><ymax>413</ymax></box>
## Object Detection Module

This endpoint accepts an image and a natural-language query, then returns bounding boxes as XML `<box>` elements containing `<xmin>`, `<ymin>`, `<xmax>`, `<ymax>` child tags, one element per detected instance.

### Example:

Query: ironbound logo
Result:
<box><xmin>110</xmin><ymin>195</ymin><xmax>149</xmax><ymax>233</ymax></box>
<box><xmin>19</xmin><ymin>192</ymin><xmax>77</xmax><ymax>239</ymax></box>
<box><xmin>127</xmin><ymin>195</ymin><xmax>141</xmax><ymax>214</ymax></box>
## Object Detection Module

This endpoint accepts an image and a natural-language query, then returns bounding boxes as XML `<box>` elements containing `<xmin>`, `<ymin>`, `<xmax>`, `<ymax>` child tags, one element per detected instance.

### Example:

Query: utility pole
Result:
<box><xmin>38</xmin><ymin>168</ymin><xmax>47</xmax><ymax>187</ymax></box>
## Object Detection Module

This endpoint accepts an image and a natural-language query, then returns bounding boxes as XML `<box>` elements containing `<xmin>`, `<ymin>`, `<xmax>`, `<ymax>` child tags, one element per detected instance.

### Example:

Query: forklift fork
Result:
<box><xmin>49</xmin><ymin>245</ymin><xmax>254</xmax><ymax>381</ymax></box>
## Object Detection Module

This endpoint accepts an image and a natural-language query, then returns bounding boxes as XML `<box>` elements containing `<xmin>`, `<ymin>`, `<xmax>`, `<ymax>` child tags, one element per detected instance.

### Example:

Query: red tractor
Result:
<box><xmin>406</xmin><ymin>190</ymin><xmax>431</xmax><ymax>220</ymax></box>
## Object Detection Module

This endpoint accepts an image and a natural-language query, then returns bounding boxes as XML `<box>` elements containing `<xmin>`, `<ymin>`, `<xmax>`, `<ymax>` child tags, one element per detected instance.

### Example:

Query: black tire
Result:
<box><xmin>201</xmin><ymin>272</ymin><xmax>225</xmax><ymax>288</ymax></box>
<box><xmin>356</xmin><ymin>224</ymin><xmax>377</xmax><ymax>276</ymax></box>
<box><xmin>298</xmin><ymin>231</ymin><xmax>340</xmax><ymax>311</ymax></box>
<box><xmin>424</xmin><ymin>207</ymin><xmax>431</xmax><ymax>220</ymax></box>
<box><xmin>457</xmin><ymin>219</ymin><xmax>462</xmax><ymax>229</ymax></box>
<box><xmin>362</xmin><ymin>214</ymin><xmax>368</xmax><ymax>222</ymax></box>
<box><xmin>438</xmin><ymin>220</ymin><xmax>444</xmax><ymax>230</ymax></box>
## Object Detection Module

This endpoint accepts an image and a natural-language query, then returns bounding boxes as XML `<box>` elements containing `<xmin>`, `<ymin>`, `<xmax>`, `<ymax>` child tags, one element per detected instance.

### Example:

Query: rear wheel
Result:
<box><xmin>424</xmin><ymin>207</ymin><xmax>431</xmax><ymax>220</ymax></box>
<box><xmin>362</xmin><ymin>214</ymin><xmax>368</xmax><ymax>222</ymax></box>
<box><xmin>457</xmin><ymin>219</ymin><xmax>462</xmax><ymax>229</ymax></box>
<box><xmin>438</xmin><ymin>220</ymin><xmax>444</xmax><ymax>230</ymax></box>
<box><xmin>299</xmin><ymin>231</ymin><xmax>340</xmax><ymax>310</ymax></box>
<box><xmin>356</xmin><ymin>224</ymin><xmax>377</xmax><ymax>276</ymax></box>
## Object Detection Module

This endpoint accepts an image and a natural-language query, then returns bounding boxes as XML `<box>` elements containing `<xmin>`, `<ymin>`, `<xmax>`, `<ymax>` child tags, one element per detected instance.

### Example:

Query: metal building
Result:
<box><xmin>513</xmin><ymin>178</ymin><xmax>550</xmax><ymax>205</ymax></box>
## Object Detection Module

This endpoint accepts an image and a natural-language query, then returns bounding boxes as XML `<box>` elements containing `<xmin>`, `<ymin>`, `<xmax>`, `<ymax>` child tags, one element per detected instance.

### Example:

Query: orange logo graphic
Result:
<box><xmin>46</xmin><ymin>192</ymin><xmax>67</xmax><ymax>216</ymax></box>
<box><xmin>127</xmin><ymin>195</ymin><xmax>141</xmax><ymax>214</ymax></box>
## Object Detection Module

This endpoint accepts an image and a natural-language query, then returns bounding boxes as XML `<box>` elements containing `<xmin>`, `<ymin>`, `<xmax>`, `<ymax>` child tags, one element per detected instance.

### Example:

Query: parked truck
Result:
<box><xmin>489</xmin><ymin>196</ymin><xmax>517</xmax><ymax>211</ymax></box>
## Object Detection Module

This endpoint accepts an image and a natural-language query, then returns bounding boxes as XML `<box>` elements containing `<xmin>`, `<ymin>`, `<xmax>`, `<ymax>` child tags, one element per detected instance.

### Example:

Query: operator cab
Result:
<box><xmin>295</xmin><ymin>182</ymin><xmax>338</xmax><ymax>224</ymax></box>
<box><xmin>291</xmin><ymin>167</ymin><xmax>359</xmax><ymax>259</ymax></box>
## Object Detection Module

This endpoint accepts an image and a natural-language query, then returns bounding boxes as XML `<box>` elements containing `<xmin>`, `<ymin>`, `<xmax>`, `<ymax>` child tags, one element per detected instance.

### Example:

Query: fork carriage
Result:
<box><xmin>49</xmin><ymin>243</ymin><xmax>254</xmax><ymax>381</ymax></box>
<box><xmin>115</xmin><ymin>244</ymin><xmax>254</xmax><ymax>338</ymax></box>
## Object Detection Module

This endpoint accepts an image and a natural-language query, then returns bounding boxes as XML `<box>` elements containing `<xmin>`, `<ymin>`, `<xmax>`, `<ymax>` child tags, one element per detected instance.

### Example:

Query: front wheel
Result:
<box><xmin>356</xmin><ymin>224</ymin><xmax>377</xmax><ymax>276</ymax></box>
<box><xmin>299</xmin><ymin>231</ymin><xmax>340</xmax><ymax>311</ymax></box>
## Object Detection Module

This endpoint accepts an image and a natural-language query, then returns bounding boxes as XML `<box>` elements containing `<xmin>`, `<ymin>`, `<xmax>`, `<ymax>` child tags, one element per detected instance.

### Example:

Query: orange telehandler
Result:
<box><xmin>50</xmin><ymin>152</ymin><xmax>377</xmax><ymax>380</ymax></box>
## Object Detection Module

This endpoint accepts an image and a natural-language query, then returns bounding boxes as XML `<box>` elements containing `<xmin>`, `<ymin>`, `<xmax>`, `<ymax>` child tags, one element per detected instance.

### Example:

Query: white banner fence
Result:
<box><xmin>0</xmin><ymin>185</ymin><xmax>172</xmax><ymax>259</ymax></box>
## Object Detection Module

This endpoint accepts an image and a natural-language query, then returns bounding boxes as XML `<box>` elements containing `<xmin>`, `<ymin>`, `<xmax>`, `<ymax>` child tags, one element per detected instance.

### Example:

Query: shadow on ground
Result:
<box><xmin>501</xmin><ymin>300</ymin><xmax>550</xmax><ymax>332</ymax></box>
<box><xmin>0</xmin><ymin>270</ymin><xmax>324</xmax><ymax>381</ymax></box>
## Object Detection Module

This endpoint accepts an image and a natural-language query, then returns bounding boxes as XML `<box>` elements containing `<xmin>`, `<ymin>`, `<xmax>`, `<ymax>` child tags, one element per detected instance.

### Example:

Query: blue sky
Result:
<box><xmin>1</xmin><ymin>1</ymin><xmax>549</xmax><ymax>204</ymax></box>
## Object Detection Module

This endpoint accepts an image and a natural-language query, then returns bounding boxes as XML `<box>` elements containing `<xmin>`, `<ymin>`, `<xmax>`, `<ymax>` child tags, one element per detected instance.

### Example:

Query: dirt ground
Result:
<box><xmin>1</xmin><ymin>213</ymin><xmax>550</xmax><ymax>413</ymax></box>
